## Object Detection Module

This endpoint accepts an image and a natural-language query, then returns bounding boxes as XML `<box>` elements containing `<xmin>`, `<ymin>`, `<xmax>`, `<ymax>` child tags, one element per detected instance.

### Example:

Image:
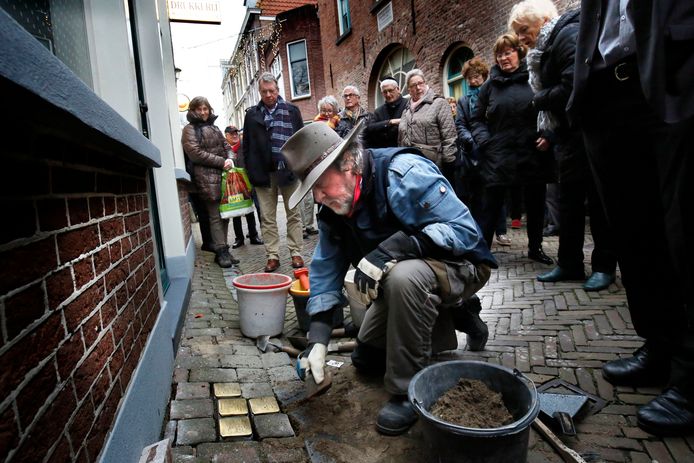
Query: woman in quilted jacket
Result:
<box><xmin>397</xmin><ymin>69</ymin><xmax>458</xmax><ymax>183</ymax></box>
<box><xmin>182</xmin><ymin>96</ymin><xmax>239</xmax><ymax>268</ymax></box>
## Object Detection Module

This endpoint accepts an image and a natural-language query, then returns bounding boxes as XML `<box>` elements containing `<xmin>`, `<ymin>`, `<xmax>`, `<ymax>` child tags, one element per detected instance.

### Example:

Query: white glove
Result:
<box><xmin>298</xmin><ymin>343</ymin><xmax>328</xmax><ymax>384</ymax></box>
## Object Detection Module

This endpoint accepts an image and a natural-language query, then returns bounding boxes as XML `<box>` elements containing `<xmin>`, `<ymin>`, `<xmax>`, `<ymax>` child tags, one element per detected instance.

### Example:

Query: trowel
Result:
<box><xmin>256</xmin><ymin>335</ymin><xmax>301</xmax><ymax>357</ymax></box>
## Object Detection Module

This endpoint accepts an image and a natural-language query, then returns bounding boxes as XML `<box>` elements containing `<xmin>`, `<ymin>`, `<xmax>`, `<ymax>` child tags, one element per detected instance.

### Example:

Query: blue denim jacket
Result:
<box><xmin>306</xmin><ymin>149</ymin><xmax>495</xmax><ymax>316</ymax></box>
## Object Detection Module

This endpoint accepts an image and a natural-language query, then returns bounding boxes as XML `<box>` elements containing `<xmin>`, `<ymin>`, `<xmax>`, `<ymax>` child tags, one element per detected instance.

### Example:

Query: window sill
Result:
<box><xmin>291</xmin><ymin>94</ymin><xmax>312</xmax><ymax>101</ymax></box>
<box><xmin>335</xmin><ymin>29</ymin><xmax>352</xmax><ymax>46</ymax></box>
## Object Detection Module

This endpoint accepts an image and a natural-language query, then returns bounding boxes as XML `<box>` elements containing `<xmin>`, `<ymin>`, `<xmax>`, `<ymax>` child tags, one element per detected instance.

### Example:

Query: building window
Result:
<box><xmin>337</xmin><ymin>0</ymin><xmax>351</xmax><ymax>36</ymax></box>
<box><xmin>444</xmin><ymin>45</ymin><xmax>474</xmax><ymax>100</ymax></box>
<box><xmin>287</xmin><ymin>39</ymin><xmax>310</xmax><ymax>99</ymax></box>
<box><xmin>376</xmin><ymin>2</ymin><xmax>393</xmax><ymax>32</ymax></box>
<box><xmin>374</xmin><ymin>46</ymin><xmax>415</xmax><ymax>107</ymax></box>
<box><xmin>1</xmin><ymin>0</ymin><xmax>93</xmax><ymax>87</ymax></box>
<box><xmin>270</xmin><ymin>55</ymin><xmax>285</xmax><ymax>99</ymax></box>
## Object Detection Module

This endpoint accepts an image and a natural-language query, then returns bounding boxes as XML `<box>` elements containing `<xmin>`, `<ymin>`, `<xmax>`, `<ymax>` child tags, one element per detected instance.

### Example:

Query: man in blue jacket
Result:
<box><xmin>281</xmin><ymin>121</ymin><xmax>497</xmax><ymax>436</ymax></box>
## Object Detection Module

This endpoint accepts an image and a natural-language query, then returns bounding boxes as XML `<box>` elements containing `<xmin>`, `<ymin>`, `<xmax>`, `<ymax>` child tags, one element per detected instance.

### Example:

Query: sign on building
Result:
<box><xmin>167</xmin><ymin>0</ymin><xmax>222</xmax><ymax>24</ymax></box>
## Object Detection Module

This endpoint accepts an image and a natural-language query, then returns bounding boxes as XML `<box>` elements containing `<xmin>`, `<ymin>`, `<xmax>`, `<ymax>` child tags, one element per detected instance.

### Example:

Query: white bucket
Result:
<box><xmin>233</xmin><ymin>273</ymin><xmax>292</xmax><ymax>338</ymax></box>
<box><xmin>344</xmin><ymin>269</ymin><xmax>368</xmax><ymax>328</ymax></box>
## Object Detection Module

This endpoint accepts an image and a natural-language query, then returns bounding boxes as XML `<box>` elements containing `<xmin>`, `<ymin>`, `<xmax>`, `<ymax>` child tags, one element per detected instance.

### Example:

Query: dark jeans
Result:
<box><xmin>582</xmin><ymin>66</ymin><xmax>694</xmax><ymax>394</ymax></box>
<box><xmin>557</xmin><ymin>176</ymin><xmax>616</xmax><ymax>274</ymax></box>
<box><xmin>232</xmin><ymin>212</ymin><xmax>259</xmax><ymax>241</ymax></box>
<box><xmin>481</xmin><ymin>184</ymin><xmax>545</xmax><ymax>251</ymax></box>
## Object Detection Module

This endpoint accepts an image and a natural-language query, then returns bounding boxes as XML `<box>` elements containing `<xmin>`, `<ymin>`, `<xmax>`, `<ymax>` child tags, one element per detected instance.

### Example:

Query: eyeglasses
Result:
<box><xmin>408</xmin><ymin>81</ymin><xmax>426</xmax><ymax>89</ymax></box>
<box><xmin>342</xmin><ymin>93</ymin><xmax>358</xmax><ymax>99</ymax></box>
<box><xmin>319</xmin><ymin>109</ymin><xmax>335</xmax><ymax>115</ymax></box>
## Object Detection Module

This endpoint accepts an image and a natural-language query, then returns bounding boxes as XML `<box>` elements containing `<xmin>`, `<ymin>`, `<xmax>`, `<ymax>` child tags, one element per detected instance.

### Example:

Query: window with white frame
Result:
<box><xmin>337</xmin><ymin>0</ymin><xmax>351</xmax><ymax>36</ymax></box>
<box><xmin>287</xmin><ymin>39</ymin><xmax>310</xmax><ymax>98</ymax></box>
<box><xmin>374</xmin><ymin>46</ymin><xmax>416</xmax><ymax>107</ymax></box>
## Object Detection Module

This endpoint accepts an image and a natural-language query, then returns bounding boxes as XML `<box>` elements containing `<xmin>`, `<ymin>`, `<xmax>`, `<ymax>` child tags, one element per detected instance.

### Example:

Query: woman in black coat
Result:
<box><xmin>471</xmin><ymin>33</ymin><xmax>555</xmax><ymax>264</ymax></box>
<box><xmin>510</xmin><ymin>0</ymin><xmax>617</xmax><ymax>291</ymax></box>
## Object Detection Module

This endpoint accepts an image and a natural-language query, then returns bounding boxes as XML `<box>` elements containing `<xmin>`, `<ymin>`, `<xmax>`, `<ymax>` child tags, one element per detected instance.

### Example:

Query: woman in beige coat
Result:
<box><xmin>398</xmin><ymin>69</ymin><xmax>458</xmax><ymax>180</ymax></box>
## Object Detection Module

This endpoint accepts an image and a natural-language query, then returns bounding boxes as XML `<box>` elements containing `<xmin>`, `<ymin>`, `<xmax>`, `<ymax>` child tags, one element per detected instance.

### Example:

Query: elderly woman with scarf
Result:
<box><xmin>509</xmin><ymin>0</ymin><xmax>617</xmax><ymax>291</ymax></box>
<box><xmin>398</xmin><ymin>69</ymin><xmax>458</xmax><ymax>183</ymax></box>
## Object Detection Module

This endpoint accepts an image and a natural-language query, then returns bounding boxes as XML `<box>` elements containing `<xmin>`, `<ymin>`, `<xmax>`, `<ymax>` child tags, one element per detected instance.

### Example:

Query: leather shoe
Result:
<box><xmin>537</xmin><ymin>266</ymin><xmax>585</xmax><ymax>282</ymax></box>
<box><xmin>264</xmin><ymin>259</ymin><xmax>280</xmax><ymax>272</ymax></box>
<box><xmin>602</xmin><ymin>344</ymin><xmax>670</xmax><ymax>387</ymax></box>
<box><xmin>376</xmin><ymin>396</ymin><xmax>418</xmax><ymax>436</ymax></box>
<box><xmin>291</xmin><ymin>256</ymin><xmax>305</xmax><ymax>268</ymax></box>
<box><xmin>637</xmin><ymin>387</ymin><xmax>694</xmax><ymax>436</ymax></box>
<box><xmin>249</xmin><ymin>236</ymin><xmax>264</xmax><ymax>245</ymax></box>
<box><xmin>231</xmin><ymin>238</ymin><xmax>244</xmax><ymax>249</ymax></box>
<box><xmin>583</xmin><ymin>272</ymin><xmax>615</xmax><ymax>291</ymax></box>
<box><xmin>528</xmin><ymin>248</ymin><xmax>554</xmax><ymax>265</ymax></box>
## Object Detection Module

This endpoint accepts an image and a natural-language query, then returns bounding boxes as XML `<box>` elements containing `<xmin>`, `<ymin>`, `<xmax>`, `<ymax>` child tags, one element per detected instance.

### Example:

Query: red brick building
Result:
<box><xmin>224</xmin><ymin>0</ymin><xmax>327</xmax><ymax>126</ymax></box>
<box><xmin>315</xmin><ymin>0</ymin><xmax>577</xmax><ymax>110</ymax></box>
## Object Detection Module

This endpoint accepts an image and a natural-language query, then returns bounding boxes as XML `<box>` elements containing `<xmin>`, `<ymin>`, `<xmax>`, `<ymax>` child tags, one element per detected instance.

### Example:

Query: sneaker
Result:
<box><xmin>495</xmin><ymin>234</ymin><xmax>512</xmax><ymax>246</ymax></box>
<box><xmin>511</xmin><ymin>219</ymin><xmax>522</xmax><ymax>229</ymax></box>
<box><xmin>376</xmin><ymin>396</ymin><xmax>418</xmax><ymax>436</ymax></box>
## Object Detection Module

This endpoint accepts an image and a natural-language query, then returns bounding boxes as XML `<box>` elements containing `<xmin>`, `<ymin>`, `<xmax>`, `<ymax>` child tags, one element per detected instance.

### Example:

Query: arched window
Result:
<box><xmin>444</xmin><ymin>45</ymin><xmax>474</xmax><ymax>100</ymax></box>
<box><xmin>374</xmin><ymin>46</ymin><xmax>415</xmax><ymax>107</ymax></box>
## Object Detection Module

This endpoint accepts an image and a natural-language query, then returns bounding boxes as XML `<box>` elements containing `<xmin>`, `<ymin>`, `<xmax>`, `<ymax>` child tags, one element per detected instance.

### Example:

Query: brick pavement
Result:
<box><xmin>166</xmin><ymin>207</ymin><xmax>694</xmax><ymax>462</ymax></box>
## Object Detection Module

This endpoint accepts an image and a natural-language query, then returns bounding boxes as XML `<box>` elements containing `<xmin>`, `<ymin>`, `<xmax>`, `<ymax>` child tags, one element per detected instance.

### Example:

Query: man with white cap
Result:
<box><xmin>281</xmin><ymin>121</ymin><xmax>497</xmax><ymax>436</ymax></box>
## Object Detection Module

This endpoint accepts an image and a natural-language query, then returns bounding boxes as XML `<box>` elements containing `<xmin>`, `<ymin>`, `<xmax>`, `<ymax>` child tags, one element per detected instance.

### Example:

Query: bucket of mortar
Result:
<box><xmin>233</xmin><ymin>273</ymin><xmax>292</xmax><ymax>338</ymax></box>
<box><xmin>408</xmin><ymin>360</ymin><xmax>540</xmax><ymax>463</ymax></box>
<box><xmin>289</xmin><ymin>280</ymin><xmax>344</xmax><ymax>332</ymax></box>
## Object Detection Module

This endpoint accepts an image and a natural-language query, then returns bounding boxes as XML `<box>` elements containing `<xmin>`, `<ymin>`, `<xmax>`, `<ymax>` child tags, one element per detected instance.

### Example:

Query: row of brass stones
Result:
<box><xmin>214</xmin><ymin>383</ymin><xmax>280</xmax><ymax>439</ymax></box>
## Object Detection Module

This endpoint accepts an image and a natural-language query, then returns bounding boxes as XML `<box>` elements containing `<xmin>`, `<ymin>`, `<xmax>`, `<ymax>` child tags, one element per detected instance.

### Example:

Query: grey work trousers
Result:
<box><xmin>358</xmin><ymin>259</ymin><xmax>462</xmax><ymax>395</ymax></box>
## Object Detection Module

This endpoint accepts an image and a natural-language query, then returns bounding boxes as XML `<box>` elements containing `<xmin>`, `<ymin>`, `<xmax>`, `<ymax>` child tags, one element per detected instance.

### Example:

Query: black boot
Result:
<box><xmin>232</xmin><ymin>238</ymin><xmax>244</xmax><ymax>249</ymax></box>
<box><xmin>637</xmin><ymin>388</ymin><xmax>694</xmax><ymax>436</ymax></box>
<box><xmin>215</xmin><ymin>247</ymin><xmax>239</xmax><ymax>268</ymax></box>
<box><xmin>451</xmin><ymin>296</ymin><xmax>488</xmax><ymax>351</ymax></box>
<box><xmin>376</xmin><ymin>395</ymin><xmax>418</xmax><ymax>436</ymax></box>
<box><xmin>602</xmin><ymin>343</ymin><xmax>670</xmax><ymax>387</ymax></box>
<box><xmin>351</xmin><ymin>340</ymin><xmax>387</xmax><ymax>376</ymax></box>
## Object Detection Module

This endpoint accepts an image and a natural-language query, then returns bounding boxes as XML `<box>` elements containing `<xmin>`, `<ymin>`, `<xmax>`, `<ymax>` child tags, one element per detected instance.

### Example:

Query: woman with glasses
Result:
<box><xmin>470</xmin><ymin>34</ymin><xmax>555</xmax><ymax>265</ymax></box>
<box><xmin>313</xmin><ymin>95</ymin><xmax>340</xmax><ymax>129</ymax></box>
<box><xmin>398</xmin><ymin>69</ymin><xmax>457</xmax><ymax>181</ymax></box>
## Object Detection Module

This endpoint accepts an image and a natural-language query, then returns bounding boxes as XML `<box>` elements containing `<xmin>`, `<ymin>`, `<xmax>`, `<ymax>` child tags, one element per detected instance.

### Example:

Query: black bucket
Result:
<box><xmin>408</xmin><ymin>360</ymin><xmax>540</xmax><ymax>463</ymax></box>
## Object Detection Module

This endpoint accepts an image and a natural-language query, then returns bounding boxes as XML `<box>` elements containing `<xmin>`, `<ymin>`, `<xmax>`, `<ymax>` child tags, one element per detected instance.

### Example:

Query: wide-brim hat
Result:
<box><xmin>282</xmin><ymin>120</ymin><xmax>364</xmax><ymax>209</ymax></box>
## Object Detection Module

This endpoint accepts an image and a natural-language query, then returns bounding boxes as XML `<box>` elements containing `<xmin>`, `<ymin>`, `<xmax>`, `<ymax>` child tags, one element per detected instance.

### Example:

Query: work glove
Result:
<box><xmin>297</xmin><ymin>343</ymin><xmax>328</xmax><ymax>383</ymax></box>
<box><xmin>296</xmin><ymin>309</ymin><xmax>334</xmax><ymax>384</ymax></box>
<box><xmin>354</xmin><ymin>231</ymin><xmax>428</xmax><ymax>305</ymax></box>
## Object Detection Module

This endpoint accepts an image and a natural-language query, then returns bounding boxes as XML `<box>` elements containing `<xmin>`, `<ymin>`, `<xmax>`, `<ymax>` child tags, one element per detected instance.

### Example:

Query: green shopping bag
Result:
<box><xmin>219</xmin><ymin>167</ymin><xmax>255</xmax><ymax>219</ymax></box>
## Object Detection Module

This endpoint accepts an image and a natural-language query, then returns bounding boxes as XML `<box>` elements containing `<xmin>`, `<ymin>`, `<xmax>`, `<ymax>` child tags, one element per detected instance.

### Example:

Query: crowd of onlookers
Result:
<box><xmin>181</xmin><ymin>0</ymin><xmax>693</xmax><ymax>438</ymax></box>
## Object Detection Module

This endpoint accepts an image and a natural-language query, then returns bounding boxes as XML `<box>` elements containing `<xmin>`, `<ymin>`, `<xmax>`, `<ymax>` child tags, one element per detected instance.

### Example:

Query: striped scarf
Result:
<box><xmin>263</xmin><ymin>96</ymin><xmax>294</xmax><ymax>169</ymax></box>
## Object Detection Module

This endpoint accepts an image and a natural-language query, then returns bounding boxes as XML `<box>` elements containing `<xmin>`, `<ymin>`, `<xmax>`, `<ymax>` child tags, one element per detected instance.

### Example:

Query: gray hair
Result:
<box><xmin>405</xmin><ymin>69</ymin><xmax>425</xmax><ymax>88</ymax></box>
<box><xmin>317</xmin><ymin>95</ymin><xmax>339</xmax><ymax>112</ymax></box>
<box><xmin>379</xmin><ymin>79</ymin><xmax>399</xmax><ymax>91</ymax></box>
<box><xmin>342</xmin><ymin>85</ymin><xmax>360</xmax><ymax>97</ymax></box>
<box><xmin>258</xmin><ymin>72</ymin><xmax>279</xmax><ymax>89</ymax></box>
<box><xmin>335</xmin><ymin>140</ymin><xmax>364</xmax><ymax>176</ymax></box>
<box><xmin>508</xmin><ymin>0</ymin><xmax>558</xmax><ymax>29</ymax></box>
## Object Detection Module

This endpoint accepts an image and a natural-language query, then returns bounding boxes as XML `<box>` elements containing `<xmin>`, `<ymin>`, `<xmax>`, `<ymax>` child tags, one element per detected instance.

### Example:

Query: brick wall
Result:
<box><xmin>0</xmin><ymin>133</ymin><xmax>161</xmax><ymax>462</ymax></box>
<box><xmin>274</xmin><ymin>5</ymin><xmax>327</xmax><ymax>121</ymax></box>
<box><xmin>316</xmin><ymin>0</ymin><xmax>578</xmax><ymax>111</ymax></box>
<box><xmin>177</xmin><ymin>181</ymin><xmax>192</xmax><ymax>246</ymax></box>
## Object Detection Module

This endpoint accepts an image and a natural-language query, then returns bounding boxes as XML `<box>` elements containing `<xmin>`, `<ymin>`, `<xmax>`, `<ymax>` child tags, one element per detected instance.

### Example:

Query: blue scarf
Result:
<box><xmin>467</xmin><ymin>87</ymin><xmax>481</xmax><ymax>114</ymax></box>
<box><xmin>263</xmin><ymin>96</ymin><xmax>294</xmax><ymax>169</ymax></box>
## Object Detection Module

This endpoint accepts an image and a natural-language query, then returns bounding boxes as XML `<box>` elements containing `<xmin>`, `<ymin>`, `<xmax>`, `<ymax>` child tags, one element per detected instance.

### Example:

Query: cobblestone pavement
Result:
<box><xmin>166</xmin><ymin>208</ymin><xmax>694</xmax><ymax>462</ymax></box>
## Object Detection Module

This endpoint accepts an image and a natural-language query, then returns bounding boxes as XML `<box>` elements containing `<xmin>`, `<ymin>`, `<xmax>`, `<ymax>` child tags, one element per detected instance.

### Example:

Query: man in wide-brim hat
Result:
<box><xmin>282</xmin><ymin>120</ymin><xmax>498</xmax><ymax>436</ymax></box>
